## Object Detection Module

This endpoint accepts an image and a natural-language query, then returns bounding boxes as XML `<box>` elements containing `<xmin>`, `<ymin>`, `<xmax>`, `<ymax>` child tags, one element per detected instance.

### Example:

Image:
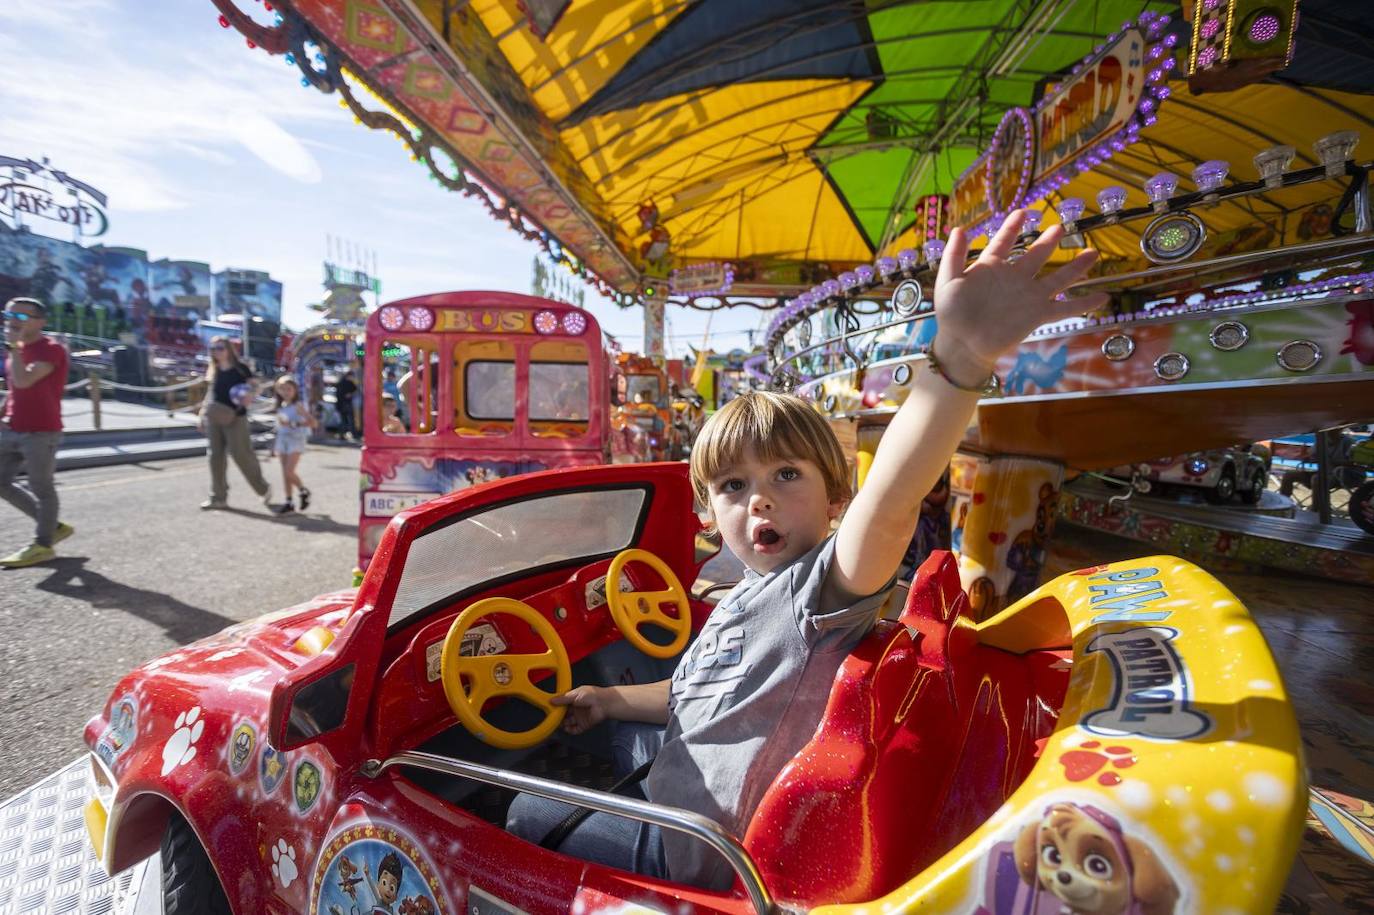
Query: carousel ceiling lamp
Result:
<box><xmin>1056</xmin><ymin>198</ymin><xmax>1086</xmax><ymax>234</ymax></box>
<box><xmin>1141</xmin><ymin>212</ymin><xmax>1208</xmax><ymax>264</ymax></box>
<box><xmin>1144</xmin><ymin>173</ymin><xmax>1180</xmax><ymax>213</ymax></box>
<box><xmin>874</xmin><ymin>256</ymin><xmax>900</xmax><ymax>282</ymax></box>
<box><xmin>1314</xmin><ymin>130</ymin><xmax>1360</xmax><ymax>179</ymax></box>
<box><xmin>406</xmin><ymin>306</ymin><xmax>435</xmax><ymax>331</ymax></box>
<box><xmin>1253</xmin><ymin>145</ymin><xmax>1295</xmax><ymax>188</ymax></box>
<box><xmin>1192</xmin><ymin>160</ymin><xmax>1230</xmax><ymax>205</ymax></box>
<box><xmin>1096</xmin><ymin>186</ymin><xmax>1128</xmax><ymax>223</ymax></box>
<box><xmin>891</xmin><ymin>280</ymin><xmax>923</xmax><ymax>317</ymax></box>
<box><xmin>922</xmin><ymin>239</ymin><xmax>946</xmax><ymax>267</ymax></box>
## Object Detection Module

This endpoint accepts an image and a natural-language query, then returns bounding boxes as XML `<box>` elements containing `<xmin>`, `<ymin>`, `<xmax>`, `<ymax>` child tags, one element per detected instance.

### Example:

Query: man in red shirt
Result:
<box><xmin>0</xmin><ymin>297</ymin><xmax>74</xmax><ymax>567</ymax></box>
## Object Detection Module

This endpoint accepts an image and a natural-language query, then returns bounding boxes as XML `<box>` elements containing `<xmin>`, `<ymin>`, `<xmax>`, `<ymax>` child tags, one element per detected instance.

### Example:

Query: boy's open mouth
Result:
<box><xmin>752</xmin><ymin>525</ymin><xmax>782</xmax><ymax>551</ymax></box>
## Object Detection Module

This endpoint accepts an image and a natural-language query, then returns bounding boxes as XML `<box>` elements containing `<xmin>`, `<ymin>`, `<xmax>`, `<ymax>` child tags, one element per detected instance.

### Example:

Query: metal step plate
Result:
<box><xmin>0</xmin><ymin>759</ymin><xmax>158</xmax><ymax>915</ymax></box>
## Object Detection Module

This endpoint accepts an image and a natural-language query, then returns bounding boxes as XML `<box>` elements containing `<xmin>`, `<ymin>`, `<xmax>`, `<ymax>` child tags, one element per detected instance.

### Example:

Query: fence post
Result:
<box><xmin>88</xmin><ymin>371</ymin><xmax>102</xmax><ymax>431</ymax></box>
<box><xmin>166</xmin><ymin>387</ymin><xmax>175</xmax><ymax>417</ymax></box>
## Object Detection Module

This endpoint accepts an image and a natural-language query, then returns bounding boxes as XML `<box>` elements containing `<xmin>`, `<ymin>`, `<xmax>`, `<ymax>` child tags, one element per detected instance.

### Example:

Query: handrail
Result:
<box><xmin>369</xmin><ymin>750</ymin><xmax>778</xmax><ymax>915</ymax></box>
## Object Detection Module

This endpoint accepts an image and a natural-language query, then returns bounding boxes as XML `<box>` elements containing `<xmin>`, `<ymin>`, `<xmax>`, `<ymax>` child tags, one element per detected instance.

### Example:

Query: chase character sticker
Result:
<box><xmin>312</xmin><ymin>823</ymin><xmax>448</xmax><ymax>915</ymax></box>
<box><xmin>95</xmin><ymin>694</ymin><xmax>138</xmax><ymax>768</ymax></box>
<box><xmin>229</xmin><ymin>721</ymin><xmax>256</xmax><ymax>775</ymax></box>
<box><xmin>294</xmin><ymin>759</ymin><xmax>322</xmax><ymax>813</ymax></box>
<box><xmin>975</xmin><ymin>801</ymin><xmax>1183</xmax><ymax>914</ymax></box>
<box><xmin>261</xmin><ymin>745</ymin><xmax>288</xmax><ymax>795</ymax></box>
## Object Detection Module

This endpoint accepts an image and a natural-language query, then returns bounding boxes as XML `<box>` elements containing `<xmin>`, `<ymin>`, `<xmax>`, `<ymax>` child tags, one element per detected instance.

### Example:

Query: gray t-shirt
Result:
<box><xmin>645</xmin><ymin>534</ymin><xmax>892</xmax><ymax>889</ymax></box>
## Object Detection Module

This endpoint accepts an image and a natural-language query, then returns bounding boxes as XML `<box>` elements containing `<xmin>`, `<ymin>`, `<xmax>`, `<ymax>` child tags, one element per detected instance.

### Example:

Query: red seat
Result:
<box><xmin>743</xmin><ymin>551</ymin><xmax>1070</xmax><ymax>907</ymax></box>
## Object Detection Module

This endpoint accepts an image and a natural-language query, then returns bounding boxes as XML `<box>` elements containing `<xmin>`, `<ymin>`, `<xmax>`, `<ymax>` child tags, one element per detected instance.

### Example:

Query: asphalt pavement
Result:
<box><xmin>0</xmin><ymin>444</ymin><xmax>747</xmax><ymax>800</ymax></box>
<box><xmin>0</xmin><ymin>446</ymin><xmax>363</xmax><ymax>798</ymax></box>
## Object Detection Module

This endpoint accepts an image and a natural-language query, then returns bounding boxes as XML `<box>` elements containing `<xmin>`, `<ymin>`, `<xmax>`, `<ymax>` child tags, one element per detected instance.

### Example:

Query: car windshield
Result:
<box><xmin>388</xmin><ymin>486</ymin><xmax>648</xmax><ymax>627</ymax></box>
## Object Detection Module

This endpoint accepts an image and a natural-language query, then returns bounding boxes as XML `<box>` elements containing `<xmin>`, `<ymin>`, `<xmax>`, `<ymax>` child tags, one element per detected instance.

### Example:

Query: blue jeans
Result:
<box><xmin>506</xmin><ymin>722</ymin><xmax>667</xmax><ymax>878</ymax></box>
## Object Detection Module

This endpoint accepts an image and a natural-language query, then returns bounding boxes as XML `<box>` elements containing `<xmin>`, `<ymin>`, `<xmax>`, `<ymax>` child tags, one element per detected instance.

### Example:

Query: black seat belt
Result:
<box><xmin>537</xmin><ymin>757</ymin><xmax>655</xmax><ymax>850</ymax></box>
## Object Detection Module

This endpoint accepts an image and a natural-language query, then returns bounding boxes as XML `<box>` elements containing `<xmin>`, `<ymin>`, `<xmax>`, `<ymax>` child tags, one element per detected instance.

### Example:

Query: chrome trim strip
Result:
<box><xmin>375</xmin><ymin>751</ymin><xmax>777</xmax><ymax>914</ymax></box>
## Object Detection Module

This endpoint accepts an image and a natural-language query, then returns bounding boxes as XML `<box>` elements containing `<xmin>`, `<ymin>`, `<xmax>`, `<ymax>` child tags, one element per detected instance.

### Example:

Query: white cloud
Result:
<box><xmin>0</xmin><ymin>5</ymin><xmax>330</xmax><ymax>212</ymax></box>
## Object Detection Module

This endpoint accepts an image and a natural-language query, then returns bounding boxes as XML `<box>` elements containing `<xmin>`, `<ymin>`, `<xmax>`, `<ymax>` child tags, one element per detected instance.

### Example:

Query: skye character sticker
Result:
<box><xmin>975</xmin><ymin>802</ymin><xmax>1181</xmax><ymax>915</ymax></box>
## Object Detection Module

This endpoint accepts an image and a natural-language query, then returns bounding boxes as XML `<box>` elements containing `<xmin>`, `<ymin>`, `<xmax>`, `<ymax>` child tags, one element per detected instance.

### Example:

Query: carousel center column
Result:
<box><xmin>949</xmin><ymin>450</ymin><xmax>1066</xmax><ymax>620</ymax></box>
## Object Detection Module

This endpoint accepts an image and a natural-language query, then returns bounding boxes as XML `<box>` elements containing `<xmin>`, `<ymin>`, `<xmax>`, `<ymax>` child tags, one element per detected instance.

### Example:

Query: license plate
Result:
<box><xmin>363</xmin><ymin>491</ymin><xmax>439</xmax><ymax>517</ymax></box>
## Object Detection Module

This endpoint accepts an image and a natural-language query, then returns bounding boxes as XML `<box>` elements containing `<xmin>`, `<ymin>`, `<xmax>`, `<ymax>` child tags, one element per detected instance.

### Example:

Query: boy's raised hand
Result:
<box><xmin>931</xmin><ymin>208</ymin><xmax>1112</xmax><ymax>386</ymax></box>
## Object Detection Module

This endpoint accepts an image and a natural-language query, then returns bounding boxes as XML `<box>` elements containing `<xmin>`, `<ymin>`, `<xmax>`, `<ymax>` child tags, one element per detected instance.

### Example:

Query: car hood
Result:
<box><xmin>85</xmin><ymin>589</ymin><xmax>358</xmax><ymax>774</ymax></box>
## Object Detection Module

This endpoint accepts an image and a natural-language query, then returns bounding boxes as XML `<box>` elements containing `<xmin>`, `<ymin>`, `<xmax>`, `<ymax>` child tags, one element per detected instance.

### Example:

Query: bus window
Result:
<box><xmin>530</xmin><ymin>340</ymin><xmax>589</xmax><ymax>438</ymax></box>
<box><xmin>456</xmin><ymin>339</ymin><xmax>515</xmax><ymax>437</ymax></box>
<box><xmin>384</xmin><ymin>340</ymin><xmax>439</xmax><ymax>435</ymax></box>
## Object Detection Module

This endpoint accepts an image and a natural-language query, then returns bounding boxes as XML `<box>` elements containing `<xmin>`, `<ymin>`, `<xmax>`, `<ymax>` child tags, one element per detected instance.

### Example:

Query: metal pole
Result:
<box><xmin>1314</xmin><ymin>428</ymin><xmax>1333</xmax><ymax>524</ymax></box>
<box><xmin>88</xmin><ymin>370</ymin><xmax>101</xmax><ymax>431</ymax></box>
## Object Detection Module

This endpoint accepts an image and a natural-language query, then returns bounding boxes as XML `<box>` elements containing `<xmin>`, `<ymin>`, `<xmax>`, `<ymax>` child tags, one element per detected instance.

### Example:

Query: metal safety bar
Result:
<box><xmin>370</xmin><ymin>750</ymin><xmax>778</xmax><ymax>915</ymax></box>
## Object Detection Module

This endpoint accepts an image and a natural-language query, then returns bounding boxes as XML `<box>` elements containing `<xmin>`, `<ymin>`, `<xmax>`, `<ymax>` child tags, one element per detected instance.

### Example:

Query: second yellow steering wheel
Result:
<box><xmin>440</xmin><ymin>597</ymin><xmax>571</xmax><ymax>749</ymax></box>
<box><xmin>605</xmin><ymin>548</ymin><xmax>693</xmax><ymax>658</ymax></box>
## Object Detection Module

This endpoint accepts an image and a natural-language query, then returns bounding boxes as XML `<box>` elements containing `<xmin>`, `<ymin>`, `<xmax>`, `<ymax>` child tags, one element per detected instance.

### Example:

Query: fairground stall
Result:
<box><xmin>19</xmin><ymin>1</ymin><xmax>1365</xmax><ymax>913</ymax></box>
<box><xmin>286</xmin><ymin>322</ymin><xmax>363</xmax><ymax>432</ymax></box>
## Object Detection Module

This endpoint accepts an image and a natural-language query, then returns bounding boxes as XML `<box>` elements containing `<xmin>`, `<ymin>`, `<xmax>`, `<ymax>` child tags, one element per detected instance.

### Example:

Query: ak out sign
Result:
<box><xmin>0</xmin><ymin>155</ymin><xmax>109</xmax><ymax>238</ymax></box>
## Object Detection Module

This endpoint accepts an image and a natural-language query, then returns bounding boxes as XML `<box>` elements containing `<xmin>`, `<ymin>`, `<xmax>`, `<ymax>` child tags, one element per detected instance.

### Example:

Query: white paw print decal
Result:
<box><xmin>271</xmin><ymin>838</ymin><xmax>298</xmax><ymax>888</ymax></box>
<box><xmin>160</xmin><ymin>706</ymin><xmax>204</xmax><ymax>776</ymax></box>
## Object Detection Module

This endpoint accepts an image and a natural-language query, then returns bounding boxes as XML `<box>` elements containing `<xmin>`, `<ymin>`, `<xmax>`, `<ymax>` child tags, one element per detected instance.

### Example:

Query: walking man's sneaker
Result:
<box><xmin>53</xmin><ymin>522</ymin><xmax>75</xmax><ymax>543</ymax></box>
<box><xmin>200</xmin><ymin>499</ymin><xmax>228</xmax><ymax>511</ymax></box>
<box><xmin>0</xmin><ymin>543</ymin><xmax>56</xmax><ymax>568</ymax></box>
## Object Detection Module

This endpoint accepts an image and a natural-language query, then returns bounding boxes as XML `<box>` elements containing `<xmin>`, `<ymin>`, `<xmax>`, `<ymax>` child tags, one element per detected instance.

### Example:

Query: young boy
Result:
<box><xmin>507</xmin><ymin>210</ymin><xmax>1107</xmax><ymax>888</ymax></box>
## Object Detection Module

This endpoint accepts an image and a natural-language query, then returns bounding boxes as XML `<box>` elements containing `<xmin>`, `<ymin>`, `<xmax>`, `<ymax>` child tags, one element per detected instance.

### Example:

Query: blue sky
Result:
<box><xmin>0</xmin><ymin>0</ymin><xmax>770</xmax><ymax>356</ymax></box>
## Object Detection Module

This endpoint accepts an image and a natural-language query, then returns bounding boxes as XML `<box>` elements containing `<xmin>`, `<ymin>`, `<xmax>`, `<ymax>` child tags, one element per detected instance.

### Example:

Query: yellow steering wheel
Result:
<box><xmin>440</xmin><ymin>597</ymin><xmax>571</xmax><ymax>749</ymax></box>
<box><xmin>605</xmin><ymin>549</ymin><xmax>693</xmax><ymax>659</ymax></box>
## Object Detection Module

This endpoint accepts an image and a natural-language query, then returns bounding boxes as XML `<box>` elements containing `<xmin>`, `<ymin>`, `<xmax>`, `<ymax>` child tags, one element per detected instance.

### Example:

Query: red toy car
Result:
<box><xmin>82</xmin><ymin>463</ymin><xmax>1305</xmax><ymax>914</ymax></box>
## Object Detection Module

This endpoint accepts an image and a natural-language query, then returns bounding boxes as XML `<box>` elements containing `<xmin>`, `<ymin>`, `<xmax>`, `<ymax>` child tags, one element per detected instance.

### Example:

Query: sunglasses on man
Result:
<box><xmin>1</xmin><ymin>311</ymin><xmax>39</xmax><ymax>321</ymax></box>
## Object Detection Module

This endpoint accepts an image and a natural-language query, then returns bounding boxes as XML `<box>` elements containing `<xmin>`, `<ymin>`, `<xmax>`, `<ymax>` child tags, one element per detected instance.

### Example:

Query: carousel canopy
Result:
<box><xmin>224</xmin><ymin>0</ymin><xmax>1374</xmax><ymax>301</ymax></box>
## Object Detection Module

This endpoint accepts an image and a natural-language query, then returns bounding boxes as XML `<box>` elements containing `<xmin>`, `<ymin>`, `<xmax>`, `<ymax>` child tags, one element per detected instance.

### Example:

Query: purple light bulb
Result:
<box><xmin>855</xmin><ymin>264</ymin><xmax>876</xmax><ymax>284</ymax></box>
<box><xmin>838</xmin><ymin>271</ymin><xmax>860</xmax><ymax>291</ymax></box>
<box><xmin>1097</xmin><ymin>186</ymin><xmax>1128</xmax><ymax>215</ymax></box>
<box><xmin>1020</xmin><ymin>209</ymin><xmax>1043</xmax><ymax>234</ymax></box>
<box><xmin>875</xmin><ymin>256</ymin><xmax>899</xmax><ymax>277</ymax></box>
<box><xmin>923</xmin><ymin>239</ymin><xmax>946</xmax><ymax>263</ymax></box>
<box><xmin>820</xmin><ymin>279</ymin><xmax>842</xmax><ymax>298</ymax></box>
<box><xmin>1057</xmin><ymin>197</ymin><xmax>1086</xmax><ymax>227</ymax></box>
<box><xmin>1144</xmin><ymin>172</ymin><xmax>1178</xmax><ymax>210</ymax></box>
<box><xmin>1192</xmin><ymin>159</ymin><xmax>1229</xmax><ymax>193</ymax></box>
<box><xmin>897</xmin><ymin>248</ymin><xmax>919</xmax><ymax>270</ymax></box>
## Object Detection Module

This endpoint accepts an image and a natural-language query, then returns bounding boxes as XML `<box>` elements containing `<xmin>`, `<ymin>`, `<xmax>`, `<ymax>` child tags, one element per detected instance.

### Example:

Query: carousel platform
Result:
<box><xmin>1058</xmin><ymin>477</ymin><xmax>1374</xmax><ymax>585</ymax></box>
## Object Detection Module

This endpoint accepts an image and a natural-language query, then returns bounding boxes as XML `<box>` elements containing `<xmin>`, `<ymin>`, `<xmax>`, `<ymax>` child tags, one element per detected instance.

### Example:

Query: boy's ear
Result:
<box><xmin>827</xmin><ymin>499</ymin><xmax>847</xmax><ymax>521</ymax></box>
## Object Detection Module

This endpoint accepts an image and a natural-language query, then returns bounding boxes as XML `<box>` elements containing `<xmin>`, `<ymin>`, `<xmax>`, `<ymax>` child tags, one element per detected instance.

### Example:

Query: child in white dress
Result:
<box><xmin>272</xmin><ymin>376</ymin><xmax>315</xmax><ymax>514</ymax></box>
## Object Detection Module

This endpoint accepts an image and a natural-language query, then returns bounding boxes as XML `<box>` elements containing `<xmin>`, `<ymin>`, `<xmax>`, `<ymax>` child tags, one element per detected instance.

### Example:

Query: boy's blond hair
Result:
<box><xmin>689</xmin><ymin>391</ymin><xmax>851</xmax><ymax>512</ymax></box>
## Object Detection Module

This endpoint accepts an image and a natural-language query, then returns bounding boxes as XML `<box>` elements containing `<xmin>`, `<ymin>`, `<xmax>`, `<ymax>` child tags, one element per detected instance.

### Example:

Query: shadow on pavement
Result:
<box><xmin>222</xmin><ymin>507</ymin><xmax>356</xmax><ymax>535</ymax></box>
<box><xmin>34</xmin><ymin>557</ymin><xmax>240</xmax><ymax>644</ymax></box>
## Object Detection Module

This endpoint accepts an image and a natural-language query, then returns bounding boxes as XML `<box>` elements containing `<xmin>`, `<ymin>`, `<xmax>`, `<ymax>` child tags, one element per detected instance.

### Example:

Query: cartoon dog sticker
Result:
<box><xmin>1013</xmin><ymin>802</ymin><xmax>1180</xmax><ymax>915</ymax></box>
